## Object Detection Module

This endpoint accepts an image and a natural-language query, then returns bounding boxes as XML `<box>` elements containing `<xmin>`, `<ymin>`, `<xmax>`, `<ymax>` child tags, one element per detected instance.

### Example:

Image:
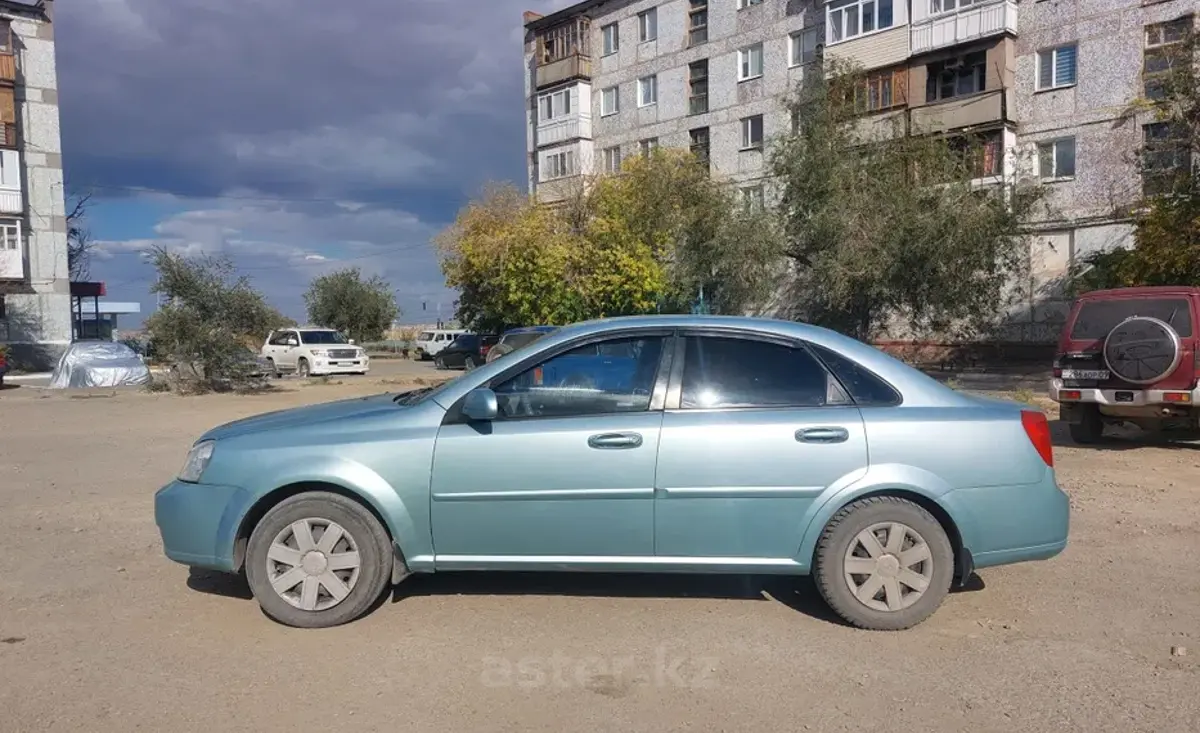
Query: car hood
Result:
<box><xmin>199</xmin><ymin>392</ymin><xmax>406</xmax><ymax>442</ymax></box>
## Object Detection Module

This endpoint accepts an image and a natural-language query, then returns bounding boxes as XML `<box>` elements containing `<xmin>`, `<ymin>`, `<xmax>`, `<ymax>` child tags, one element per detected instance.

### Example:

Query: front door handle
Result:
<box><xmin>795</xmin><ymin>427</ymin><xmax>850</xmax><ymax>444</ymax></box>
<box><xmin>588</xmin><ymin>432</ymin><xmax>643</xmax><ymax>449</ymax></box>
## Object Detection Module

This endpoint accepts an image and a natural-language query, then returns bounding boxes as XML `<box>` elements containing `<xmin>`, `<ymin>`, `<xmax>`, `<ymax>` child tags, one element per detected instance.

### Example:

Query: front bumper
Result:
<box><xmin>310</xmin><ymin>356</ymin><xmax>369</xmax><ymax>375</ymax></box>
<box><xmin>154</xmin><ymin>479</ymin><xmax>248</xmax><ymax>572</ymax></box>
<box><xmin>1048</xmin><ymin>378</ymin><xmax>1200</xmax><ymax>407</ymax></box>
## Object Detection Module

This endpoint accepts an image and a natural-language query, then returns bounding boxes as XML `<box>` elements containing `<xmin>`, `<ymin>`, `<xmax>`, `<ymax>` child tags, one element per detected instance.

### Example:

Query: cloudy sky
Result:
<box><xmin>59</xmin><ymin>0</ymin><xmax>574</xmax><ymax>325</ymax></box>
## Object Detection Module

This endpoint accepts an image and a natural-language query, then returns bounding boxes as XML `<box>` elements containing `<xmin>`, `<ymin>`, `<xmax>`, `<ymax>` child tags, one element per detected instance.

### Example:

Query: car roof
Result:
<box><xmin>503</xmin><ymin>325</ymin><xmax>559</xmax><ymax>335</ymax></box>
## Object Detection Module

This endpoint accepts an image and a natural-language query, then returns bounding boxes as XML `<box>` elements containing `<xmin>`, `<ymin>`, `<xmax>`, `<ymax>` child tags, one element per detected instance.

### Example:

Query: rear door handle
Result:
<box><xmin>588</xmin><ymin>432</ymin><xmax>643</xmax><ymax>449</ymax></box>
<box><xmin>795</xmin><ymin>427</ymin><xmax>850</xmax><ymax>444</ymax></box>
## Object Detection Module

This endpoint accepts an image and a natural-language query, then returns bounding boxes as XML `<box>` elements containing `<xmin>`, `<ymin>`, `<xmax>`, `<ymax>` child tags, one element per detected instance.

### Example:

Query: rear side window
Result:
<box><xmin>680</xmin><ymin>336</ymin><xmax>835</xmax><ymax>409</ymax></box>
<box><xmin>809</xmin><ymin>344</ymin><xmax>902</xmax><ymax>406</ymax></box>
<box><xmin>1071</xmin><ymin>298</ymin><xmax>1193</xmax><ymax>339</ymax></box>
<box><xmin>505</xmin><ymin>332</ymin><xmax>550</xmax><ymax>350</ymax></box>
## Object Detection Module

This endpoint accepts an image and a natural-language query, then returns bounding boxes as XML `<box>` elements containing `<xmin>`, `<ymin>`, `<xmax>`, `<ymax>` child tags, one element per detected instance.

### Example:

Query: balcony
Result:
<box><xmin>536</xmin><ymin>115</ymin><xmax>592</xmax><ymax>146</ymax></box>
<box><xmin>911</xmin><ymin>0</ymin><xmax>1017</xmax><ymax>56</ymax></box>
<box><xmin>910</xmin><ymin>88</ymin><xmax>1011</xmax><ymax>134</ymax></box>
<box><xmin>0</xmin><ymin>147</ymin><xmax>20</xmax><ymax>214</ymax></box>
<box><xmin>534</xmin><ymin>18</ymin><xmax>592</xmax><ymax>90</ymax></box>
<box><xmin>0</xmin><ymin>122</ymin><xmax>15</xmax><ymax>148</ymax></box>
<box><xmin>0</xmin><ymin>53</ymin><xmax>14</xmax><ymax>84</ymax></box>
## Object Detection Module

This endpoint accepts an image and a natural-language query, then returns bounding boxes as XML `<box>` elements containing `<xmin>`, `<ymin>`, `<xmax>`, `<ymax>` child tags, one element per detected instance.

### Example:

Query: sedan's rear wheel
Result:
<box><xmin>245</xmin><ymin>492</ymin><xmax>392</xmax><ymax>628</ymax></box>
<box><xmin>813</xmin><ymin>496</ymin><xmax>953</xmax><ymax>630</ymax></box>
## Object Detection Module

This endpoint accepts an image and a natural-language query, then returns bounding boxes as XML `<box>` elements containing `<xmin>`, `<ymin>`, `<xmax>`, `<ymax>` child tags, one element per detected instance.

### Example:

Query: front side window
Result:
<box><xmin>828</xmin><ymin>0</ymin><xmax>894</xmax><ymax>44</ymax></box>
<box><xmin>602</xmin><ymin>22</ymin><xmax>619</xmax><ymax>55</ymax></box>
<box><xmin>738</xmin><ymin>43</ymin><xmax>764</xmax><ymax>81</ymax></box>
<box><xmin>1038</xmin><ymin>137</ymin><xmax>1077</xmax><ymax>179</ymax></box>
<box><xmin>1037</xmin><ymin>44</ymin><xmax>1078</xmax><ymax>90</ymax></box>
<box><xmin>493</xmin><ymin>335</ymin><xmax>665</xmax><ymax>419</ymax></box>
<box><xmin>680</xmin><ymin>336</ymin><xmax>837</xmax><ymax>409</ymax></box>
<box><xmin>638</xmin><ymin>75</ymin><xmax>658</xmax><ymax>106</ymax></box>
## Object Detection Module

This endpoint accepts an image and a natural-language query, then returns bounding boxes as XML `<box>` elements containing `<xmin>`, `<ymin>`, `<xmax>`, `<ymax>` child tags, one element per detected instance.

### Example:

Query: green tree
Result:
<box><xmin>1078</xmin><ymin>27</ymin><xmax>1199</xmax><ymax>290</ymax></box>
<box><xmin>303</xmin><ymin>267</ymin><xmax>399</xmax><ymax>342</ymax></box>
<box><xmin>771</xmin><ymin>62</ymin><xmax>1045</xmax><ymax>340</ymax></box>
<box><xmin>145</xmin><ymin>246</ymin><xmax>292</xmax><ymax>391</ymax></box>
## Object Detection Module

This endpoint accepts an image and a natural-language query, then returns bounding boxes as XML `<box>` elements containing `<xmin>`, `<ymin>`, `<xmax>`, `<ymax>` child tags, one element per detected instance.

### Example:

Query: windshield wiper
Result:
<box><xmin>392</xmin><ymin>386</ymin><xmax>434</xmax><ymax>405</ymax></box>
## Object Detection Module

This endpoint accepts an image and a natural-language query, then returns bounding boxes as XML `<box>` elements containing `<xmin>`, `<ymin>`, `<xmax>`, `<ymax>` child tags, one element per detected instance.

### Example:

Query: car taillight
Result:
<box><xmin>481</xmin><ymin>345</ymin><xmax>491</xmax><ymax>355</ymax></box>
<box><xmin>1021</xmin><ymin>410</ymin><xmax>1054</xmax><ymax>468</ymax></box>
<box><xmin>1052</xmin><ymin>354</ymin><xmax>1063</xmax><ymax>379</ymax></box>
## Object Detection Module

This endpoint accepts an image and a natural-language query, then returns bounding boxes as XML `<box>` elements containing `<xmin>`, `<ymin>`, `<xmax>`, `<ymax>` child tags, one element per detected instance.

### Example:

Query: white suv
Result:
<box><xmin>413</xmin><ymin>329</ymin><xmax>465</xmax><ymax>361</ymax></box>
<box><xmin>261</xmin><ymin>328</ymin><xmax>369</xmax><ymax>377</ymax></box>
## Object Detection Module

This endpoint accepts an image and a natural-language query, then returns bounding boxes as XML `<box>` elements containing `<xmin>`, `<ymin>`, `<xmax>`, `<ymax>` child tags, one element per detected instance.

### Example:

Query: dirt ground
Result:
<box><xmin>0</xmin><ymin>370</ymin><xmax>1197</xmax><ymax>733</ymax></box>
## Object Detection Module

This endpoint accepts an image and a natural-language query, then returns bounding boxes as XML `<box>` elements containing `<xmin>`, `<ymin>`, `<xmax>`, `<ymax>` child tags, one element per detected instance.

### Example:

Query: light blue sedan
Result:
<box><xmin>155</xmin><ymin>316</ymin><xmax>1069</xmax><ymax>630</ymax></box>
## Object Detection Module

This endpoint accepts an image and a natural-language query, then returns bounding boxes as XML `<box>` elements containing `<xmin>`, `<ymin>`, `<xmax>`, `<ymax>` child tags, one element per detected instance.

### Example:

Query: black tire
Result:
<box><xmin>1068</xmin><ymin>404</ymin><xmax>1104</xmax><ymax>444</ymax></box>
<box><xmin>245</xmin><ymin>492</ymin><xmax>393</xmax><ymax>629</ymax></box>
<box><xmin>813</xmin><ymin>496</ymin><xmax>954</xmax><ymax>631</ymax></box>
<box><xmin>266</xmin><ymin>357</ymin><xmax>280</xmax><ymax>379</ymax></box>
<box><xmin>434</xmin><ymin>355</ymin><xmax>446</xmax><ymax>370</ymax></box>
<box><xmin>297</xmin><ymin>358</ymin><xmax>310</xmax><ymax>378</ymax></box>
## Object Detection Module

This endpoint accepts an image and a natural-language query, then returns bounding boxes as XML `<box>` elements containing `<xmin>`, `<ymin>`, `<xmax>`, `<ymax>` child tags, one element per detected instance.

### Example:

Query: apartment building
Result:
<box><xmin>0</xmin><ymin>0</ymin><xmax>69</xmax><ymax>368</ymax></box>
<box><xmin>522</xmin><ymin>0</ymin><xmax>1196</xmax><ymax>342</ymax></box>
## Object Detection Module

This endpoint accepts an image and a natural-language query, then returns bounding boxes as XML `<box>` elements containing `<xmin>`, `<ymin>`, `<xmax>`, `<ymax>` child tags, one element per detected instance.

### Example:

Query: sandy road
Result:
<box><xmin>0</xmin><ymin>378</ymin><xmax>1197</xmax><ymax>733</ymax></box>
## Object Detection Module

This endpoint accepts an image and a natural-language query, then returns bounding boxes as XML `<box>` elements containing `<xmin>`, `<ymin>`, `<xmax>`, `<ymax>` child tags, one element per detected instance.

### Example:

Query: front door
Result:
<box><xmin>654</xmin><ymin>334</ymin><xmax>870</xmax><ymax>560</ymax></box>
<box><xmin>430</xmin><ymin>332</ymin><xmax>672</xmax><ymax>562</ymax></box>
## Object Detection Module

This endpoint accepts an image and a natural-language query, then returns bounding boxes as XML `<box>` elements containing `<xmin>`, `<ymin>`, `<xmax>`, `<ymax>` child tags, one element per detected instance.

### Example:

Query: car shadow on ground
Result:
<box><xmin>1049</xmin><ymin>418</ymin><xmax>1200</xmax><ymax>452</ymax></box>
<box><xmin>189</xmin><ymin>566</ymin><xmax>986</xmax><ymax>625</ymax></box>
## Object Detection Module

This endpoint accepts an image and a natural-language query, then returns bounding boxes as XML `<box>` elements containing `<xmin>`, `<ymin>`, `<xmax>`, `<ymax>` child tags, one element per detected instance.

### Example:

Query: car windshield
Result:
<box><xmin>1070</xmin><ymin>298</ymin><xmax>1193</xmax><ymax>339</ymax></box>
<box><xmin>418</xmin><ymin>331</ymin><xmax>435</xmax><ymax>341</ymax></box>
<box><xmin>299</xmin><ymin>330</ymin><xmax>349</xmax><ymax>345</ymax></box>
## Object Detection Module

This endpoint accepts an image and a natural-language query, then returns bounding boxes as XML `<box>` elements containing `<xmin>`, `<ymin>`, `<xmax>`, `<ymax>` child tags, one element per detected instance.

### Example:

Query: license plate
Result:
<box><xmin>1062</xmin><ymin>369</ymin><xmax>1109</xmax><ymax>380</ymax></box>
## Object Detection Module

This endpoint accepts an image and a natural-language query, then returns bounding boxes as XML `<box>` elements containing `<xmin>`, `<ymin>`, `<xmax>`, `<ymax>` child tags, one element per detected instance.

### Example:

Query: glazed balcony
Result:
<box><xmin>534</xmin><ymin>18</ymin><xmax>592</xmax><ymax>90</ymax></box>
<box><xmin>911</xmin><ymin>0</ymin><xmax>1017</xmax><ymax>56</ymax></box>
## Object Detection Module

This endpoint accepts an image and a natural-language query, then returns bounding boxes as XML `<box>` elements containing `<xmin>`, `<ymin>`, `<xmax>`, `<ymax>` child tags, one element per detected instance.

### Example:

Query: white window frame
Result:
<box><xmin>638</xmin><ymin>74</ymin><xmax>658</xmax><ymax>107</ymax></box>
<box><xmin>790</xmin><ymin>27</ymin><xmax>821</xmax><ymax>67</ymax></box>
<box><xmin>600</xmin><ymin>86</ymin><xmax>619</xmax><ymax>116</ymax></box>
<box><xmin>1037</xmin><ymin>137</ymin><xmax>1076</xmax><ymax>180</ymax></box>
<box><xmin>603</xmin><ymin>146</ymin><xmax>623</xmax><ymax>174</ymax></box>
<box><xmin>827</xmin><ymin>0</ymin><xmax>895</xmax><ymax>44</ymax></box>
<box><xmin>542</xmin><ymin>150</ymin><xmax>575</xmax><ymax>181</ymax></box>
<box><xmin>739</xmin><ymin>185</ymin><xmax>765</xmax><ymax>211</ymax></box>
<box><xmin>930</xmin><ymin>0</ymin><xmax>987</xmax><ymax>14</ymax></box>
<box><xmin>638</xmin><ymin>138</ymin><xmax>659</xmax><ymax>157</ymax></box>
<box><xmin>737</xmin><ymin>0</ymin><xmax>764</xmax><ymax>8</ymax></box>
<box><xmin>0</xmin><ymin>218</ymin><xmax>20</xmax><ymax>251</ymax></box>
<box><xmin>602</xmin><ymin>22</ymin><xmax>619</xmax><ymax>55</ymax></box>
<box><xmin>738</xmin><ymin>43</ymin><xmax>764</xmax><ymax>81</ymax></box>
<box><xmin>740</xmin><ymin>114</ymin><xmax>764</xmax><ymax>150</ymax></box>
<box><xmin>638</xmin><ymin>8</ymin><xmax>657</xmax><ymax>42</ymax></box>
<box><xmin>1036</xmin><ymin>44</ymin><xmax>1078</xmax><ymax>91</ymax></box>
<box><xmin>537</xmin><ymin>88</ymin><xmax>572</xmax><ymax>123</ymax></box>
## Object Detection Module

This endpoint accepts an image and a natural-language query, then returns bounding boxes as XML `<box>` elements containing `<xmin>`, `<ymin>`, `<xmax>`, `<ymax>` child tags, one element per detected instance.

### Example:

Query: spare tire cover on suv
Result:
<box><xmin>1103</xmin><ymin>316</ymin><xmax>1182</xmax><ymax>385</ymax></box>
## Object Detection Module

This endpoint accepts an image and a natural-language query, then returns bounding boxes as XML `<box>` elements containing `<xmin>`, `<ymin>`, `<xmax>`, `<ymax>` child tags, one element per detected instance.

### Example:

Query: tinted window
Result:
<box><xmin>299</xmin><ymin>330</ymin><xmax>348</xmax><ymax>345</ymax></box>
<box><xmin>505</xmin><ymin>331</ymin><xmax>553</xmax><ymax>351</ymax></box>
<box><xmin>450</xmin><ymin>335</ymin><xmax>480</xmax><ymax>349</ymax></box>
<box><xmin>680</xmin><ymin>336</ymin><xmax>834</xmax><ymax>409</ymax></box>
<box><xmin>810</xmin><ymin>344</ymin><xmax>902</xmax><ymax>406</ymax></box>
<box><xmin>493</xmin><ymin>335</ymin><xmax>665</xmax><ymax>419</ymax></box>
<box><xmin>1071</xmin><ymin>298</ymin><xmax>1193</xmax><ymax>339</ymax></box>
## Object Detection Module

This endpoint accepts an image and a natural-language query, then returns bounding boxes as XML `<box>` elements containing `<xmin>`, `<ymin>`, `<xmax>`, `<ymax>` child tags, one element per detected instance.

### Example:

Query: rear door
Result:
<box><xmin>653</xmin><ymin>331</ymin><xmax>869</xmax><ymax>560</ymax></box>
<box><xmin>1060</xmin><ymin>294</ymin><xmax>1197</xmax><ymax>390</ymax></box>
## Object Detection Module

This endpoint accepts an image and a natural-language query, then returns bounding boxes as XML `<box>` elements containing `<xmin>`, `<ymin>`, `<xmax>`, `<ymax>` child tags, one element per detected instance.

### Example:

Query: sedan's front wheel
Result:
<box><xmin>245</xmin><ymin>492</ymin><xmax>393</xmax><ymax>628</ymax></box>
<box><xmin>813</xmin><ymin>496</ymin><xmax>954</xmax><ymax>631</ymax></box>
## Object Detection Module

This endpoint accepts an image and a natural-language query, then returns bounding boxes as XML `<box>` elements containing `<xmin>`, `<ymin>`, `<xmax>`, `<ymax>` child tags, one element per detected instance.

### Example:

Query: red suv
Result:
<box><xmin>1049</xmin><ymin>286</ymin><xmax>1200</xmax><ymax>443</ymax></box>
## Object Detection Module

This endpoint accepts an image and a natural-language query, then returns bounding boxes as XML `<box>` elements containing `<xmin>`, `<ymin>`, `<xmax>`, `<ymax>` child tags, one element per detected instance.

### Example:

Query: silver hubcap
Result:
<box><xmin>843</xmin><ymin>521</ymin><xmax>933</xmax><ymax>612</ymax></box>
<box><xmin>266</xmin><ymin>518</ymin><xmax>362</xmax><ymax>612</ymax></box>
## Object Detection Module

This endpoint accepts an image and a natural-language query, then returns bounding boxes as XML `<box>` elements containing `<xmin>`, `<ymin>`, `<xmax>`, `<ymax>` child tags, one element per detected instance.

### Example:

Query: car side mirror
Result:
<box><xmin>462</xmin><ymin>387</ymin><xmax>499</xmax><ymax>422</ymax></box>
<box><xmin>348</xmin><ymin>339</ymin><xmax>356</xmax><ymax>345</ymax></box>
<box><xmin>286</xmin><ymin>338</ymin><xmax>298</xmax><ymax>347</ymax></box>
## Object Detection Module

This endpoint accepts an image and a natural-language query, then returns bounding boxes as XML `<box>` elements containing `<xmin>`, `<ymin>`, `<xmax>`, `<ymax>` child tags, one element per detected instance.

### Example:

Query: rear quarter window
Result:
<box><xmin>809</xmin><ymin>344</ymin><xmax>903</xmax><ymax>407</ymax></box>
<box><xmin>1070</xmin><ymin>298</ymin><xmax>1194</xmax><ymax>339</ymax></box>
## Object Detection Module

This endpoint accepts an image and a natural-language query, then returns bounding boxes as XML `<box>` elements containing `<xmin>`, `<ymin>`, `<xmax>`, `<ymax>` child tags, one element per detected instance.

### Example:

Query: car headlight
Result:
<box><xmin>178</xmin><ymin>440</ymin><xmax>215</xmax><ymax>483</ymax></box>
<box><xmin>310</xmin><ymin>349</ymin><xmax>328</xmax><ymax>356</ymax></box>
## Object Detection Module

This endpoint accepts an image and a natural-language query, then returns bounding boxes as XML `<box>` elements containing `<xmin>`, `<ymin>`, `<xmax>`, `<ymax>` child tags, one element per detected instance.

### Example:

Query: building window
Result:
<box><xmin>537</xmin><ymin>88</ymin><xmax>572</xmax><ymax>122</ymax></box>
<box><xmin>1143</xmin><ymin>16</ymin><xmax>1193</xmax><ymax>100</ymax></box>
<box><xmin>739</xmin><ymin>186</ymin><xmax>765</xmax><ymax>211</ymax></box>
<box><xmin>1036</xmin><ymin>44</ymin><xmax>1077</xmax><ymax>90</ymax></box>
<box><xmin>602</xmin><ymin>22</ymin><xmax>619</xmax><ymax>55</ymax></box>
<box><xmin>638</xmin><ymin>8</ymin><xmax>657</xmax><ymax>42</ymax></box>
<box><xmin>689</xmin><ymin>60</ymin><xmax>709</xmax><ymax>115</ymax></box>
<box><xmin>638</xmin><ymin>75</ymin><xmax>658</xmax><ymax>107</ymax></box>
<box><xmin>1142</xmin><ymin>122</ymin><xmax>1190</xmax><ymax>196</ymax></box>
<box><xmin>639</xmin><ymin>138</ymin><xmax>659</xmax><ymax>158</ymax></box>
<box><xmin>603</xmin><ymin>146</ymin><xmax>622</xmax><ymax>174</ymax></box>
<box><xmin>689</xmin><ymin>0</ymin><xmax>709</xmax><ymax>46</ymax></box>
<box><xmin>542</xmin><ymin>150</ymin><xmax>575</xmax><ymax>181</ymax></box>
<box><xmin>850</xmin><ymin>68</ymin><xmax>907</xmax><ymax>112</ymax></box>
<box><xmin>1038</xmin><ymin>137</ymin><xmax>1076</xmax><ymax>179</ymax></box>
<box><xmin>925</xmin><ymin>51</ymin><xmax>987</xmax><ymax>103</ymax></box>
<box><xmin>738</xmin><ymin>43</ymin><xmax>764</xmax><ymax>81</ymax></box>
<box><xmin>790</xmin><ymin>27</ymin><xmax>821</xmax><ymax>67</ymax></box>
<box><xmin>740</xmin><ymin>115</ymin><xmax>764</xmax><ymax>150</ymax></box>
<box><xmin>0</xmin><ymin>218</ymin><xmax>19</xmax><ymax>251</ymax></box>
<box><xmin>738</xmin><ymin>0</ymin><xmax>764</xmax><ymax>8</ymax></box>
<box><xmin>689</xmin><ymin>127</ymin><xmax>711</xmax><ymax>165</ymax></box>
<box><xmin>828</xmin><ymin>0</ymin><xmax>894</xmax><ymax>44</ymax></box>
<box><xmin>600</xmin><ymin>86</ymin><xmax>619</xmax><ymax>116</ymax></box>
<box><xmin>946</xmin><ymin>130</ymin><xmax>1003</xmax><ymax>179</ymax></box>
<box><xmin>931</xmin><ymin>0</ymin><xmax>987</xmax><ymax>12</ymax></box>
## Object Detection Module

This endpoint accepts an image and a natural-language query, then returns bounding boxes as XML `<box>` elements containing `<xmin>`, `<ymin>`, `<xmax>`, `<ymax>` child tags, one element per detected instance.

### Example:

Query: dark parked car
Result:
<box><xmin>435</xmin><ymin>334</ymin><xmax>499</xmax><ymax>371</ymax></box>
<box><xmin>485</xmin><ymin>325</ymin><xmax>559</xmax><ymax>364</ymax></box>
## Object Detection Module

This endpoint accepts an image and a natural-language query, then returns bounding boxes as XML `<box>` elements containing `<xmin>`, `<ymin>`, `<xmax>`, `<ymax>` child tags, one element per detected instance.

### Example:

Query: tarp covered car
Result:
<box><xmin>49</xmin><ymin>341</ymin><xmax>152</xmax><ymax>389</ymax></box>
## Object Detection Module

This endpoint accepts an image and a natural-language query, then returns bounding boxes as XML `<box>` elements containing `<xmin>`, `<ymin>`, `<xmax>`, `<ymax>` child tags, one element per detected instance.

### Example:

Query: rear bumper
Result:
<box><xmin>940</xmin><ymin>472</ymin><xmax>1069</xmax><ymax>571</ymax></box>
<box><xmin>1048</xmin><ymin>378</ymin><xmax>1199</xmax><ymax>407</ymax></box>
